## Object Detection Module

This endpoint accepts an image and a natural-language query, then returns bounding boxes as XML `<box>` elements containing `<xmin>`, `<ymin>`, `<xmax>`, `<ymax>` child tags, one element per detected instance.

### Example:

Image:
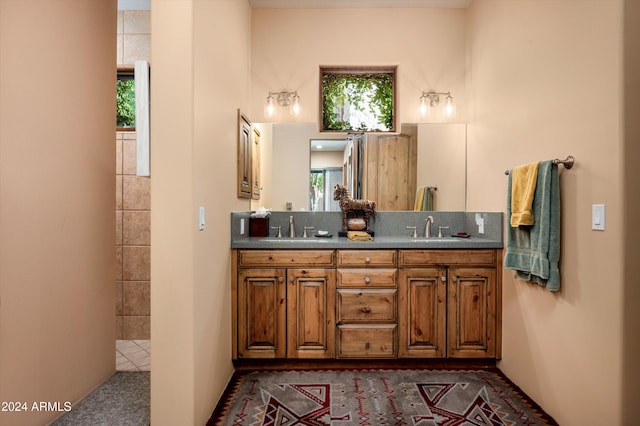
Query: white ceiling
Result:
<box><xmin>310</xmin><ymin>139</ymin><xmax>347</xmax><ymax>152</ymax></box>
<box><xmin>249</xmin><ymin>0</ymin><xmax>472</xmax><ymax>9</ymax></box>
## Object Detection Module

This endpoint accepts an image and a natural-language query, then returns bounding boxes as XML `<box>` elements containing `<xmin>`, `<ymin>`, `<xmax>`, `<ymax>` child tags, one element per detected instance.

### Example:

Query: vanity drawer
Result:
<box><xmin>337</xmin><ymin>250</ymin><xmax>396</xmax><ymax>268</ymax></box>
<box><xmin>238</xmin><ymin>250</ymin><xmax>335</xmax><ymax>268</ymax></box>
<box><xmin>337</xmin><ymin>324</ymin><xmax>397</xmax><ymax>358</ymax></box>
<box><xmin>337</xmin><ymin>289</ymin><xmax>397</xmax><ymax>323</ymax></box>
<box><xmin>337</xmin><ymin>269</ymin><xmax>397</xmax><ymax>288</ymax></box>
<box><xmin>398</xmin><ymin>249</ymin><xmax>496</xmax><ymax>268</ymax></box>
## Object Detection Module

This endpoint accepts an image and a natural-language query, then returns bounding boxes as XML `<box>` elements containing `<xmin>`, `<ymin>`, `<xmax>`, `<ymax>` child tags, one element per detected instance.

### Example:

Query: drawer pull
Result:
<box><xmin>365</xmin><ymin>341</ymin><xmax>370</xmax><ymax>349</ymax></box>
<box><xmin>364</xmin><ymin>276</ymin><xmax>371</xmax><ymax>283</ymax></box>
<box><xmin>361</xmin><ymin>306</ymin><xmax>372</xmax><ymax>313</ymax></box>
<box><xmin>365</xmin><ymin>257</ymin><xmax>371</xmax><ymax>263</ymax></box>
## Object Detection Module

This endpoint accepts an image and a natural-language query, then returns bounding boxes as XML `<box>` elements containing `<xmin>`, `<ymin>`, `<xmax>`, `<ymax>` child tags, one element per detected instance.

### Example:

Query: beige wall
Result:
<box><xmin>311</xmin><ymin>151</ymin><xmax>343</xmax><ymax>169</ymax></box>
<box><xmin>0</xmin><ymin>1</ymin><xmax>117</xmax><ymax>425</ymax></box>
<box><xmin>467</xmin><ymin>1</ymin><xmax>626</xmax><ymax>424</ymax></box>
<box><xmin>417</xmin><ymin>123</ymin><xmax>466</xmax><ymax>211</ymax></box>
<box><xmin>250</xmin><ymin>7</ymin><xmax>467</xmax><ymax>124</ymax></box>
<box><xmin>151</xmin><ymin>0</ymin><xmax>250</xmax><ymax>424</ymax></box>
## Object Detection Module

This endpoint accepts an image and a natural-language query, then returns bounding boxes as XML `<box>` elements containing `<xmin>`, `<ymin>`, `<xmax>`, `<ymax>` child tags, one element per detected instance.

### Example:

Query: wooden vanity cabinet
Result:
<box><xmin>336</xmin><ymin>250</ymin><xmax>398</xmax><ymax>358</ymax></box>
<box><xmin>233</xmin><ymin>248</ymin><xmax>502</xmax><ymax>361</ymax></box>
<box><xmin>234</xmin><ymin>250</ymin><xmax>335</xmax><ymax>359</ymax></box>
<box><xmin>398</xmin><ymin>249</ymin><xmax>501</xmax><ymax>359</ymax></box>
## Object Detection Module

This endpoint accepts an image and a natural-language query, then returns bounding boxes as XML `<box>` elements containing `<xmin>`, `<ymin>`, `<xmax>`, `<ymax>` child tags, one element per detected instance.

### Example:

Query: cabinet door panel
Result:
<box><xmin>398</xmin><ymin>268</ymin><xmax>446</xmax><ymax>358</ymax></box>
<box><xmin>237</xmin><ymin>269</ymin><xmax>286</xmax><ymax>358</ymax></box>
<box><xmin>287</xmin><ymin>269</ymin><xmax>336</xmax><ymax>358</ymax></box>
<box><xmin>448</xmin><ymin>268</ymin><xmax>496</xmax><ymax>358</ymax></box>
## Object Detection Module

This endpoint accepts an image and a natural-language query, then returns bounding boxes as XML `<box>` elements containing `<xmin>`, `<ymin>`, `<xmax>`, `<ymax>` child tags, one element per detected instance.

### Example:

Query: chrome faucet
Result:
<box><xmin>424</xmin><ymin>216</ymin><xmax>435</xmax><ymax>238</ymax></box>
<box><xmin>288</xmin><ymin>215</ymin><xmax>296</xmax><ymax>238</ymax></box>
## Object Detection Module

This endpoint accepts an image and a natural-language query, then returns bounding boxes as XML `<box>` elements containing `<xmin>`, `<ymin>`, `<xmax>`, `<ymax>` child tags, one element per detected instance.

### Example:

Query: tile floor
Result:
<box><xmin>116</xmin><ymin>340</ymin><xmax>150</xmax><ymax>371</ymax></box>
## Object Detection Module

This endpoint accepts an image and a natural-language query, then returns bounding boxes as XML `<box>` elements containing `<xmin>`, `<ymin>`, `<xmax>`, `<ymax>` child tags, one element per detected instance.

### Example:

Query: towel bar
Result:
<box><xmin>504</xmin><ymin>155</ymin><xmax>574</xmax><ymax>175</ymax></box>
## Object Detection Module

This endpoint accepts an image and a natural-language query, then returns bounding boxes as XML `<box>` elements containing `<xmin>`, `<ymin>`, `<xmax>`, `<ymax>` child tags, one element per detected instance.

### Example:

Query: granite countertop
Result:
<box><xmin>230</xmin><ymin>211</ymin><xmax>504</xmax><ymax>250</ymax></box>
<box><xmin>231</xmin><ymin>235</ymin><xmax>503</xmax><ymax>250</ymax></box>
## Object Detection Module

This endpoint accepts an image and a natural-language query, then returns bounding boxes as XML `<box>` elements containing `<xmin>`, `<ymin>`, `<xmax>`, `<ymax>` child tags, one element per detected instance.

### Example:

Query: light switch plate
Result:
<box><xmin>240</xmin><ymin>218</ymin><xmax>245</xmax><ymax>235</ymax></box>
<box><xmin>592</xmin><ymin>204</ymin><xmax>605</xmax><ymax>231</ymax></box>
<box><xmin>199</xmin><ymin>207</ymin><xmax>205</xmax><ymax>231</ymax></box>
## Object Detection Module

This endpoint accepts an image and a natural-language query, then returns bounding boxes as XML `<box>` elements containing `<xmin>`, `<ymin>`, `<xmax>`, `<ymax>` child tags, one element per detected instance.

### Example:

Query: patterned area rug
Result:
<box><xmin>209</xmin><ymin>368</ymin><xmax>557</xmax><ymax>425</ymax></box>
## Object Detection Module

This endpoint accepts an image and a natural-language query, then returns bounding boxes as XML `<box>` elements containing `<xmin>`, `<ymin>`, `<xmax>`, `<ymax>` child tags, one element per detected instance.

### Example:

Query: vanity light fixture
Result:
<box><xmin>419</xmin><ymin>90</ymin><xmax>455</xmax><ymax>119</ymax></box>
<box><xmin>265</xmin><ymin>90</ymin><xmax>301</xmax><ymax>117</ymax></box>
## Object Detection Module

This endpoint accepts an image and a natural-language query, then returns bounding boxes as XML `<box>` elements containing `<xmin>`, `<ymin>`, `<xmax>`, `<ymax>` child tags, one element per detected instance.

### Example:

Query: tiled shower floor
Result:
<box><xmin>116</xmin><ymin>340</ymin><xmax>150</xmax><ymax>371</ymax></box>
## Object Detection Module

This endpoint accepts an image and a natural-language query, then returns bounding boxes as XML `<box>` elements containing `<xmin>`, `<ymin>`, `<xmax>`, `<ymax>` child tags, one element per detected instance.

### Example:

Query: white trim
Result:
<box><xmin>135</xmin><ymin>61</ymin><xmax>150</xmax><ymax>177</ymax></box>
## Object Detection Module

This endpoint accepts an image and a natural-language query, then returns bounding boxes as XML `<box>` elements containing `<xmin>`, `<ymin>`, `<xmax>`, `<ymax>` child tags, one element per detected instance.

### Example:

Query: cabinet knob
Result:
<box><xmin>364</xmin><ymin>341</ymin><xmax>370</xmax><ymax>349</ymax></box>
<box><xmin>365</xmin><ymin>257</ymin><xmax>371</xmax><ymax>263</ymax></box>
<box><xmin>364</xmin><ymin>276</ymin><xmax>371</xmax><ymax>283</ymax></box>
<box><xmin>452</xmin><ymin>276</ymin><xmax>458</xmax><ymax>282</ymax></box>
<box><xmin>278</xmin><ymin>277</ymin><xmax>284</xmax><ymax>283</ymax></box>
<box><xmin>361</xmin><ymin>306</ymin><xmax>372</xmax><ymax>313</ymax></box>
<box><xmin>289</xmin><ymin>276</ymin><xmax>294</xmax><ymax>282</ymax></box>
<box><xmin>440</xmin><ymin>276</ymin><xmax>446</xmax><ymax>282</ymax></box>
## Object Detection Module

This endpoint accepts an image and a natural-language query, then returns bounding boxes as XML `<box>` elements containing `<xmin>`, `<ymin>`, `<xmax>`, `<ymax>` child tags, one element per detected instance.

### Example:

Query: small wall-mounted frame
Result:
<box><xmin>237</xmin><ymin>110</ymin><xmax>252</xmax><ymax>198</ymax></box>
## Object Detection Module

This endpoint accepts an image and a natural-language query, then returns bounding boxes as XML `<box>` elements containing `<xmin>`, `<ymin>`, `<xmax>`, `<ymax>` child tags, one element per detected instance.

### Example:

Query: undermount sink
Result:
<box><xmin>259</xmin><ymin>238</ymin><xmax>329</xmax><ymax>243</ymax></box>
<box><xmin>409</xmin><ymin>237</ymin><xmax>460</xmax><ymax>243</ymax></box>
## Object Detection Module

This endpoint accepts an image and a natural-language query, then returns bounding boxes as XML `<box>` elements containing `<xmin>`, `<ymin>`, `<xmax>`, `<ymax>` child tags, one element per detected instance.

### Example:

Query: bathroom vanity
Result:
<box><xmin>230</xmin><ymin>211</ymin><xmax>503</xmax><ymax>361</ymax></box>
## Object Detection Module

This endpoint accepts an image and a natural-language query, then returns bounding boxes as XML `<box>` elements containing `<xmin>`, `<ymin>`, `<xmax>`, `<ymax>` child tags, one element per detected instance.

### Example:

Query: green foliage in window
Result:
<box><xmin>117</xmin><ymin>79</ymin><xmax>135</xmax><ymax>128</ymax></box>
<box><xmin>321</xmin><ymin>69</ymin><xmax>394</xmax><ymax>132</ymax></box>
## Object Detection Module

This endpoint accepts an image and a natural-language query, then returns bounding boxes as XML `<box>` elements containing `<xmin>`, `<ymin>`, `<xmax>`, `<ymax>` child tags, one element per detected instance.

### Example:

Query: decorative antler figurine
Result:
<box><xmin>333</xmin><ymin>184</ymin><xmax>377</xmax><ymax>233</ymax></box>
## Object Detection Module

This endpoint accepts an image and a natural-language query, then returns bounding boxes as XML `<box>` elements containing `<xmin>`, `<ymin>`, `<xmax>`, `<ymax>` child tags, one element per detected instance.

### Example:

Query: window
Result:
<box><xmin>117</xmin><ymin>68</ymin><xmax>135</xmax><ymax>129</ymax></box>
<box><xmin>320</xmin><ymin>66</ymin><xmax>396</xmax><ymax>133</ymax></box>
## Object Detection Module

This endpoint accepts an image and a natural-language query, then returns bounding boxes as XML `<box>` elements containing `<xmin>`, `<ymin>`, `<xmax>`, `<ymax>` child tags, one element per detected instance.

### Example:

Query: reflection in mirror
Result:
<box><xmin>261</xmin><ymin>122</ymin><xmax>466</xmax><ymax>212</ymax></box>
<box><xmin>310</xmin><ymin>139</ymin><xmax>344</xmax><ymax>211</ymax></box>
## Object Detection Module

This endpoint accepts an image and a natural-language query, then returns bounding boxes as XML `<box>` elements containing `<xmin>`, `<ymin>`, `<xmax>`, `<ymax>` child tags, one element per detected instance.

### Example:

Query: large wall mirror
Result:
<box><xmin>258</xmin><ymin>122</ymin><xmax>466</xmax><ymax>212</ymax></box>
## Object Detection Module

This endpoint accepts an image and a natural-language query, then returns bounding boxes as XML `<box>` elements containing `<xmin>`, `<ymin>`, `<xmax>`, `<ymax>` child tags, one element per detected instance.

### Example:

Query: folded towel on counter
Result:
<box><xmin>347</xmin><ymin>231</ymin><xmax>372</xmax><ymax>241</ymax></box>
<box><xmin>504</xmin><ymin>160</ymin><xmax>561</xmax><ymax>291</ymax></box>
<box><xmin>509</xmin><ymin>161</ymin><xmax>540</xmax><ymax>227</ymax></box>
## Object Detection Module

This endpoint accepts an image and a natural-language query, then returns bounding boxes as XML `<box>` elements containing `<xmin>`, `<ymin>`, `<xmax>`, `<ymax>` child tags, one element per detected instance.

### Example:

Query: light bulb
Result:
<box><xmin>291</xmin><ymin>94</ymin><xmax>301</xmax><ymax>115</ymax></box>
<box><xmin>419</xmin><ymin>95</ymin><xmax>429</xmax><ymax>118</ymax></box>
<box><xmin>266</xmin><ymin>95</ymin><xmax>275</xmax><ymax>117</ymax></box>
<box><xmin>445</xmin><ymin>95</ymin><xmax>455</xmax><ymax>118</ymax></box>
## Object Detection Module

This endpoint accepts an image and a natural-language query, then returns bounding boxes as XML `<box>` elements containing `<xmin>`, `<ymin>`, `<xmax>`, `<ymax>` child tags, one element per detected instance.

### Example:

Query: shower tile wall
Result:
<box><xmin>115</xmin><ymin>10</ymin><xmax>151</xmax><ymax>340</ymax></box>
<box><xmin>116</xmin><ymin>132</ymin><xmax>150</xmax><ymax>339</ymax></box>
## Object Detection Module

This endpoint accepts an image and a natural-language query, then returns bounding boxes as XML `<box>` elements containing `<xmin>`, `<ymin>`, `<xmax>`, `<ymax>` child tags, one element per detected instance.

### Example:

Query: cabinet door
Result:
<box><xmin>398</xmin><ymin>268</ymin><xmax>446</xmax><ymax>358</ymax></box>
<box><xmin>448</xmin><ymin>268</ymin><xmax>496</xmax><ymax>358</ymax></box>
<box><xmin>237</xmin><ymin>268</ymin><xmax>286</xmax><ymax>358</ymax></box>
<box><xmin>287</xmin><ymin>268</ymin><xmax>336</xmax><ymax>358</ymax></box>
